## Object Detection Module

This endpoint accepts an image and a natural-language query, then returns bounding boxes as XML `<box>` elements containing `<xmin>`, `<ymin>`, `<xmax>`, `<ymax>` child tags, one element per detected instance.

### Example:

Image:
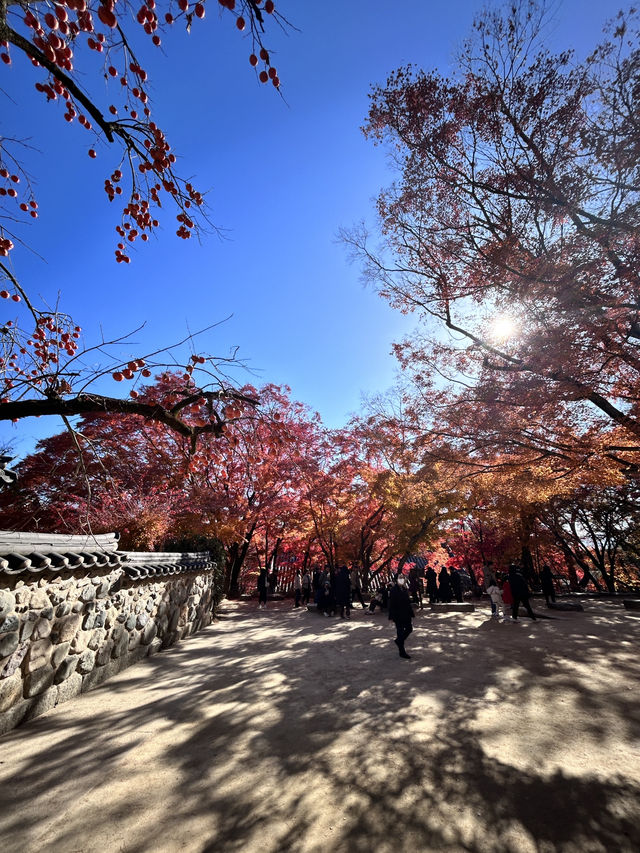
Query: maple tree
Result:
<box><xmin>0</xmin><ymin>376</ymin><xmax>324</xmax><ymax>594</ymax></box>
<box><xmin>344</xmin><ymin>0</ymin><xmax>640</xmax><ymax>477</ymax></box>
<box><xmin>0</xmin><ymin>0</ymin><xmax>288</xmax><ymax>443</ymax></box>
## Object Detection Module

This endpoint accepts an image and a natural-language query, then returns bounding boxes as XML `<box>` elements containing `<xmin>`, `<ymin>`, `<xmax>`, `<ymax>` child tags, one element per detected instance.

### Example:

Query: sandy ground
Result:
<box><xmin>0</xmin><ymin>598</ymin><xmax>639</xmax><ymax>853</ymax></box>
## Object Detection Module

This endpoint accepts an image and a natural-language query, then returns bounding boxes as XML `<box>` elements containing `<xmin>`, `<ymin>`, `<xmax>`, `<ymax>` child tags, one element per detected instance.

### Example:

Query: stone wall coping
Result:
<box><xmin>0</xmin><ymin>531</ymin><xmax>215</xmax><ymax>580</ymax></box>
<box><xmin>119</xmin><ymin>551</ymin><xmax>211</xmax><ymax>564</ymax></box>
<box><xmin>0</xmin><ymin>530</ymin><xmax>120</xmax><ymax>553</ymax></box>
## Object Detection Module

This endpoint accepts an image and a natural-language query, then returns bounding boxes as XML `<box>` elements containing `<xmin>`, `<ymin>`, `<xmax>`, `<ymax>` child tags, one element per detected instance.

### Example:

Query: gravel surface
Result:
<box><xmin>1</xmin><ymin>597</ymin><xmax>639</xmax><ymax>853</ymax></box>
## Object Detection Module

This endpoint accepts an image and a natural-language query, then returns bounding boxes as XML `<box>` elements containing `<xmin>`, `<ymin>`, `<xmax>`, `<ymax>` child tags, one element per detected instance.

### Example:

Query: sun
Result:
<box><xmin>490</xmin><ymin>314</ymin><xmax>519</xmax><ymax>343</ymax></box>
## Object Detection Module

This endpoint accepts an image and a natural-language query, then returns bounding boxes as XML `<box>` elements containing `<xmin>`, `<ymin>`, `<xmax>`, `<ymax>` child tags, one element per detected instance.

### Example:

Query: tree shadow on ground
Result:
<box><xmin>0</xmin><ymin>600</ymin><xmax>639</xmax><ymax>852</ymax></box>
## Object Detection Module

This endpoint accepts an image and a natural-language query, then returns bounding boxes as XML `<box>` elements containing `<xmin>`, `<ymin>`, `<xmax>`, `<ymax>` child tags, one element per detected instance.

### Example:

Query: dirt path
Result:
<box><xmin>0</xmin><ymin>599</ymin><xmax>639</xmax><ymax>853</ymax></box>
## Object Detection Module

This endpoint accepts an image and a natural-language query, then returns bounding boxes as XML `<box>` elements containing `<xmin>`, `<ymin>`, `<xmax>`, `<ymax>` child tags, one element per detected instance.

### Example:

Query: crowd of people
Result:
<box><xmin>255</xmin><ymin>559</ymin><xmax>546</xmax><ymax>658</ymax></box>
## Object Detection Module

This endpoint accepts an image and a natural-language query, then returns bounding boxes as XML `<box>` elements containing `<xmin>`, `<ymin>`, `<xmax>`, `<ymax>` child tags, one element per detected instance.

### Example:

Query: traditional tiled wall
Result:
<box><xmin>0</xmin><ymin>568</ymin><xmax>218</xmax><ymax>735</ymax></box>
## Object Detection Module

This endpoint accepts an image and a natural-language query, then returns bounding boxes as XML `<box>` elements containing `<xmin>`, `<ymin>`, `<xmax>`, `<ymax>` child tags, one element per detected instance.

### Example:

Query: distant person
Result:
<box><xmin>350</xmin><ymin>564</ymin><xmax>366</xmax><ymax>609</ymax></box>
<box><xmin>268</xmin><ymin>569</ymin><xmax>277</xmax><ymax>595</ymax></box>
<box><xmin>540</xmin><ymin>565</ymin><xmax>556</xmax><ymax>607</ymax></box>
<box><xmin>425</xmin><ymin>566</ymin><xmax>438</xmax><ymax>604</ymax></box>
<box><xmin>293</xmin><ymin>569</ymin><xmax>302</xmax><ymax>608</ymax></box>
<box><xmin>319</xmin><ymin>566</ymin><xmax>330</xmax><ymax>588</ymax></box>
<box><xmin>501</xmin><ymin>573</ymin><xmax>514</xmax><ymax>618</ymax></box>
<box><xmin>486</xmin><ymin>579</ymin><xmax>508</xmax><ymax>620</ymax></box>
<box><xmin>409</xmin><ymin>567</ymin><xmax>423</xmax><ymax>609</ymax></box>
<box><xmin>388</xmin><ymin>574</ymin><xmax>415</xmax><ymax>659</ymax></box>
<box><xmin>438</xmin><ymin>567</ymin><xmax>453</xmax><ymax>603</ymax></box>
<box><xmin>450</xmin><ymin>568</ymin><xmax>463</xmax><ymax>603</ymax></box>
<box><xmin>257</xmin><ymin>568</ymin><xmax>268</xmax><ymax>608</ymax></box>
<box><xmin>484</xmin><ymin>562</ymin><xmax>499</xmax><ymax>616</ymax></box>
<box><xmin>369</xmin><ymin>584</ymin><xmax>385</xmax><ymax>613</ymax></box>
<box><xmin>335</xmin><ymin>564</ymin><xmax>352</xmax><ymax>619</ymax></box>
<box><xmin>508</xmin><ymin>563</ymin><xmax>537</xmax><ymax>621</ymax></box>
<box><xmin>317</xmin><ymin>581</ymin><xmax>335</xmax><ymax>617</ymax></box>
<box><xmin>302</xmin><ymin>569</ymin><xmax>312</xmax><ymax>606</ymax></box>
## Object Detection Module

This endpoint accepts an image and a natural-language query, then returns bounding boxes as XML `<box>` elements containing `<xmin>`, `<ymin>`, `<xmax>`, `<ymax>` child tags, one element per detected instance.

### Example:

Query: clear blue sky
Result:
<box><xmin>0</xmin><ymin>0</ymin><xmax>615</xmax><ymax>460</ymax></box>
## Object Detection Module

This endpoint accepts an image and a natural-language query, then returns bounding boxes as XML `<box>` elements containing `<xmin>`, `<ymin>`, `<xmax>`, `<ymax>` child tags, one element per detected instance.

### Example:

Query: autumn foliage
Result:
<box><xmin>2</xmin><ymin>1</ymin><xmax>640</xmax><ymax>597</ymax></box>
<box><xmin>0</xmin><ymin>0</ymin><xmax>287</xmax><ymax>441</ymax></box>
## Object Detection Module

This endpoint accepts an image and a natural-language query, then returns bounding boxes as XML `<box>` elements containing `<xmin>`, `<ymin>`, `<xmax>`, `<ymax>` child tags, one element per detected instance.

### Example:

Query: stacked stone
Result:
<box><xmin>0</xmin><ymin>570</ymin><xmax>217</xmax><ymax>735</ymax></box>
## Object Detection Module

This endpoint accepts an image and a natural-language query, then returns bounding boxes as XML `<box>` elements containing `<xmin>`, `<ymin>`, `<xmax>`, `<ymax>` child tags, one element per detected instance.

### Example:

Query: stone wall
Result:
<box><xmin>0</xmin><ymin>568</ymin><xmax>218</xmax><ymax>735</ymax></box>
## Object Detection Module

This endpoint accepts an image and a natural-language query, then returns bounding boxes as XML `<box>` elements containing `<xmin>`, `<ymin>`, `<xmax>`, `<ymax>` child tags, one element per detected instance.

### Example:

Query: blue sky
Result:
<box><xmin>0</xmin><ymin>0</ymin><xmax>616</xmax><ymax>460</ymax></box>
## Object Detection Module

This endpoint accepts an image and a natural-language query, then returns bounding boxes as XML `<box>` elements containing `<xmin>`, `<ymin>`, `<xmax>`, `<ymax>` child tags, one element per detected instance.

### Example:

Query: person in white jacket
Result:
<box><xmin>486</xmin><ymin>581</ymin><xmax>509</xmax><ymax>621</ymax></box>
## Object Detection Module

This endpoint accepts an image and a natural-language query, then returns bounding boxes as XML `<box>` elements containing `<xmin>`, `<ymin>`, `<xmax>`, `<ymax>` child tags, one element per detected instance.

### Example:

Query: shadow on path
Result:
<box><xmin>1</xmin><ymin>600</ymin><xmax>639</xmax><ymax>852</ymax></box>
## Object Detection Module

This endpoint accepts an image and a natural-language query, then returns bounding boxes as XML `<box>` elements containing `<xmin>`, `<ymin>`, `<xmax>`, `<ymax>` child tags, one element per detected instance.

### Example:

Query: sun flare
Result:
<box><xmin>490</xmin><ymin>314</ymin><xmax>519</xmax><ymax>343</ymax></box>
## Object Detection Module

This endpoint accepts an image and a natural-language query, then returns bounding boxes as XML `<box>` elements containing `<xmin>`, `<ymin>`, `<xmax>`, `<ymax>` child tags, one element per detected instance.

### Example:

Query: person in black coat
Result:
<box><xmin>257</xmin><ymin>568</ymin><xmax>268</xmax><ymax>608</ymax></box>
<box><xmin>509</xmin><ymin>563</ymin><xmax>537</xmax><ymax>621</ymax></box>
<box><xmin>450</xmin><ymin>568</ymin><xmax>463</xmax><ymax>603</ymax></box>
<box><xmin>388</xmin><ymin>574</ymin><xmax>415</xmax><ymax>659</ymax></box>
<box><xmin>540</xmin><ymin>564</ymin><xmax>556</xmax><ymax>607</ymax></box>
<box><xmin>317</xmin><ymin>581</ymin><xmax>335</xmax><ymax>616</ymax></box>
<box><xmin>438</xmin><ymin>567</ymin><xmax>453</xmax><ymax>603</ymax></box>
<box><xmin>425</xmin><ymin>566</ymin><xmax>438</xmax><ymax>604</ymax></box>
<box><xmin>335</xmin><ymin>564</ymin><xmax>352</xmax><ymax>619</ymax></box>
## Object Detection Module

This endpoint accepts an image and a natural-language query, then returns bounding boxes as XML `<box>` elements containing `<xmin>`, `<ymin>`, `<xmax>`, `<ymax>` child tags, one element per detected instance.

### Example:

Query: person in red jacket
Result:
<box><xmin>501</xmin><ymin>574</ymin><xmax>514</xmax><ymax>620</ymax></box>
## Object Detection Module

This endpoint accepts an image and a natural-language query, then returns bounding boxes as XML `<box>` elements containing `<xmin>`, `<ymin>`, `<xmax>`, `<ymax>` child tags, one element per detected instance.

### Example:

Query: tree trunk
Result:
<box><xmin>225</xmin><ymin>521</ymin><xmax>257</xmax><ymax>598</ymax></box>
<box><xmin>562</xmin><ymin>549</ymin><xmax>580</xmax><ymax>591</ymax></box>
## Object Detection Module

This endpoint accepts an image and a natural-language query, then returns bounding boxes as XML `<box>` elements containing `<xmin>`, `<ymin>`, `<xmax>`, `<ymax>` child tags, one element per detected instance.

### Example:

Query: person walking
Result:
<box><xmin>508</xmin><ymin>563</ymin><xmax>537</xmax><ymax>621</ymax></box>
<box><xmin>484</xmin><ymin>562</ymin><xmax>499</xmax><ymax>617</ymax></box>
<box><xmin>409</xmin><ymin>567</ymin><xmax>424</xmax><ymax>609</ymax></box>
<box><xmin>540</xmin><ymin>564</ymin><xmax>556</xmax><ymax>607</ymax></box>
<box><xmin>389</xmin><ymin>574</ymin><xmax>415</xmax><ymax>659</ymax></box>
<box><xmin>450</xmin><ymin>568</ymin><xmax>463</xmax><ymax>603</ymax></box>
<box><xmin>257</xmin><ymin>568</ymin><xmax>268</xmax><ymax>609</ymax></box>
<box><xmin>486</xmin><ymin>579</ymin><xmax>508</xmax><ymax>620</ymax></box>
<box><xmin>317</xmin><ymin>581</ymin><xmax>335</xmax><ymax>616</ymax></box>
<box><xmin>350</xmin><ymin>564</ymin><xmax>367</xmax><ymax>609</ymax></box>
<box><xmin>293</xmin><ymin>569</ymin><xmax>302</xmax><ymax>608</ymax></box>
<box><xmin>438</xmin><ymin>566</ymin><xmax>453</xmax><ymax>603</ymax></box>
<box><xmin>425</xmin><ymin>565</ymin><xmax>438</xmax><ymax>604</ymax></box>
<box><xmin>301</xmin><ymin>568</ymin><xmax>312</xmax><ymax>606</ymax></box>
<box><xmin>335</xmin><ymin>564</ymin><xmax>352</xmax><ymax>619</ymax></box>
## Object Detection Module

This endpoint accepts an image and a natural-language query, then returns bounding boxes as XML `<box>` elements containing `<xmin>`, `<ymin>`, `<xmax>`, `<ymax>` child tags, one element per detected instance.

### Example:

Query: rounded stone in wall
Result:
<box><xmin>24</xmin><ymin>664</ymin><xmax>55</xmax><ymax>698</ymax></box>
<box><xmin>14</xmin><ymin>588</ymin><xmax>30</xmax><ymax>608</ymax></box>
<box><xmin>29</xmin><ymin>589</ymin><xmax>52</xmax><ymax>610</ymax></box>
<box><xmin>70</xmin><ymin>631</ymin><xmax>90</xmax><ymax>654</ymax></box>
<box><xmin>52</xmin><ymin>642</ymin><xmax>71</xmax><ymax>667</ymax></box>
<box><xmin>88</xmin><ymin>628</ymin><xmax>106</xmax><ymax>651</ymax></box>
<box><xmin>0</xmin><ymin>613</ymin><xmax>19</xmax><ymax>634</ymax></box>
<box><xmin>51</xmin><ymin>614</ymin><xmax>81</xmax><ymax>644</ymax></box>
<box><xmin>54</xmin><ymin>656</ymin><xmax>78</xmax><ymax>684</ymax></box>
<box><xmin>112</xmin><ymin>633</ymin><xmax>129</xmax><ymax>659</ymax></box>
<box><xmin>96</xmin><ymin>641</ymin><xmax>114</xmax><ymax>667</ymax></box>
<box><xmin>0</xmin><ymin>632</ymin><xmax>19</xmax><ymax>659</ymax></box>
<box><xmin>25</xmin><ymin>638</ymin><xmax>53</xmax><ymax>673</ymax></box>
<box><xmin>141</xmin><ymin>621</ymin><xmax>157</xmax><ymax>645</ymax></box>
<box><xmin>0</xmin><ymin>591</ymin><xmax>16</xmax><ymax>619</ymax></box>
<box><xmin>33</xmin><ymin>618</ymin><xmax>52</xmax><ymax>640</ymax></box>
<box><xmin>76</xmin><ymin>649</ymin><xmax>96</xmax><ymax>675</ymax></box>
<box><xmin>96</xmin><ymin>581</ymin><xmax>111</xmax><ymax>599</ymax></box>
<box><xmin>0</xmin><ymin>671</ymin><xmax>22</xmax><ymax>713</ymax></box>
<box><xmin>56</xmin><ymin>602</ymin><xmax>72</xmax><ymax>618</ymax></box>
